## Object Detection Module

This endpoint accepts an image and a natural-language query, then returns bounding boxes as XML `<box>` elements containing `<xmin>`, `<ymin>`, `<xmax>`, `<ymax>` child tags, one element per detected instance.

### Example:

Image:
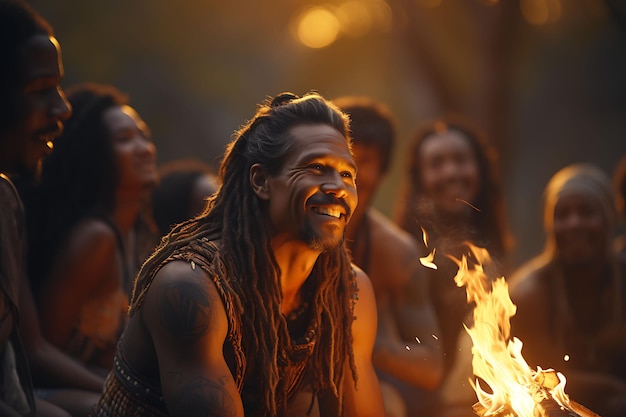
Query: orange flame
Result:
<box><xmin>450</xmin><ymin>243</ymin><xmax>575</xmax><ymax>416</ymax></box>
<box><xmin>420</xmin><ymin>227</ymin><xmax>438</xmax><ymax>270</ymax></box>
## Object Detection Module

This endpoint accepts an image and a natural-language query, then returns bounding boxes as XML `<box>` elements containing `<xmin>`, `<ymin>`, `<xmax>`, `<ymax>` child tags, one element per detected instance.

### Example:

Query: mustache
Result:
<box><xmin>307</xmin><ymin>193</ymin><xmax>352</xmax><ymax>218</ymax></box>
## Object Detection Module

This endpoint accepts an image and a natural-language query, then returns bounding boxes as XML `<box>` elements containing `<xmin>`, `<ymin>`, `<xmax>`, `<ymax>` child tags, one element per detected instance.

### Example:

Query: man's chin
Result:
<box><xmin>304</xmin><ymin>234</ymin><xmax>344</xmax><ymax>253</ymax></box>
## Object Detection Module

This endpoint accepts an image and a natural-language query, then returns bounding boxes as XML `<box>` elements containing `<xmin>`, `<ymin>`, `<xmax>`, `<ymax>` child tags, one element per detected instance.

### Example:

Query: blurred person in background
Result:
<box><xmin>0</xmin><ymin>1</ymin><xmax>105</xmax><ymax>416</ymax></box>
<box><xmin>509</xmin><ymin>163</ymin><xmax>626</xmax><ymax>417</ymax></box>
<box><xmin>394</xmin><ymin>114</ymin><xmax>511</xmax><ymax>389</ymax></box>
<box><xmin>335</xmin><ymin>96</ymin><xmax>443</xmax><ymax>417</ymax></box>
<box><xmin>24</xmin><ymin>83</ymin><xmax>159</xmax><ymax>377</ymax></box>
<box><xmin>151</xmin><ymin>158</ymin><xmax>218</xmax><ymax>237</ymax></box>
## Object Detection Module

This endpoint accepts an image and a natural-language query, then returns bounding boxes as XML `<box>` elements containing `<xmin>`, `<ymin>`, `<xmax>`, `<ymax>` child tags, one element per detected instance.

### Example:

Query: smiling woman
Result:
<box><xmin>508</xmin><ymin>163</ymin><xmax>626</xmax><ymax>417</ymax></box>
<box><xmin>394</xmin><ymin>114</ymin><xmax>510</xmax><ymax>386</ymax></box>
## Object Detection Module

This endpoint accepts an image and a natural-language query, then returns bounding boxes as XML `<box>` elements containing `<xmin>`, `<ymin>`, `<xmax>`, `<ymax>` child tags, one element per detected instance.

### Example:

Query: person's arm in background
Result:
<box><xmin>372</xmin><ymin>244</ymin><xmax>444</xmax><ymax>390</ymax></box>
<box><xmin>18</xmin><ymin>276</ymin><xmax>104</xmax><ymax>391</ymax></box>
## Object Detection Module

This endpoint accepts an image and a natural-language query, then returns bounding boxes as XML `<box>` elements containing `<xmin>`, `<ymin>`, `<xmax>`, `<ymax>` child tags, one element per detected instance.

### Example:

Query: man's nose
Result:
<box><xmin>51</xmin><ymin>87</ymin><xmax>72</xmax><ymax>121</ymax></box>
<box><xmin>321</xmin><ymin>171</ymin><xmax>348</xmax><ymax>198</ymax></box>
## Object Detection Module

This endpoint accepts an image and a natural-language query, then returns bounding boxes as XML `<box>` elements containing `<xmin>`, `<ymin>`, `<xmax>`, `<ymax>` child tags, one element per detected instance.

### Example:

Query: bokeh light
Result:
<box><xmin>295</xmin><ymin>6</ymin><xmax>341</xmax><ymax>49</ymax></box>
<box><xmin>336</xmin><ymin>1</ymin><xmax>373</xmax><ymax>38</ymax></box>
<box><xmin>521</xmin><ymin>0</ymin><xmax>561</xmax><ymax>25</ymax></box>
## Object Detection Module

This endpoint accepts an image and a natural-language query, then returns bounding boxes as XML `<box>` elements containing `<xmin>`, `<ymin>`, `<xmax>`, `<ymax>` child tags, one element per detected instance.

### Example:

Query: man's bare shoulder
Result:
<box><xmin>367</xmin><ymin>208</ymin><xmax>421</xmax><ymax>261</ymax></box>
<box><xmin>143</xmin><ymin>258</ymin><xmax>228</xmax><ymax>341</ymax></box>
<box><xmin>151</xmin><ymin>259</ymin><xmax>214</xmax><ymax>287</ymax></box>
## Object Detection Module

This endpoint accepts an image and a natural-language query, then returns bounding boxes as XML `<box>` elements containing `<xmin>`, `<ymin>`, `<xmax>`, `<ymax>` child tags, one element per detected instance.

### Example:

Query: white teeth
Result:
<box><xmin>313</xmin><ymin>207</ymin><xmax>342</xmax><ymax>218</ymax></box>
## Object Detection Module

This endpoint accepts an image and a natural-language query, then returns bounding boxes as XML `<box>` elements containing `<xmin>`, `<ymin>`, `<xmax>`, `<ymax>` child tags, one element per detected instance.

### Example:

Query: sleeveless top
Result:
<box><xmin>93</xmin><ymin>237</ymin><xmax>349</xmax><ymax>417</ymax></box>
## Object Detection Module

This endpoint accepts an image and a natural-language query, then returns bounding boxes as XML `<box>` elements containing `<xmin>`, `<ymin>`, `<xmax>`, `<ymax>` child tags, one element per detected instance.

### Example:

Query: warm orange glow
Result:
<box><xmin>291</xmin><ymin>1</ymin><xmax>392</xmax><ymax>48</ymax></box>
<box><xmin>295</xmin><ymin>7</ymin><xmax>341</xmax><ymax>49</ymax></box>
<box><xmin>336</xmin><ymin>1</ymin><xmax>373</xmax><ymax>37</ymax></box>
<box><xmin>369</xmin><ymin>0</ymin><xmax>393</xmax><ymax>32</ymax></box>
<box><xmin>520</xmin><ymin>0</ymin><xmax>561</xmax><ymax>25</ymax></box>
<box><xmin>415</xmin><ymin>0</ymin><xmax>443</xmax><ymax>8</ymax></box>
<box><xmin>547</xmin><ymin>0</ymin><xmax>562</xmax><ymax>22</ymax></box>
<box><xmin>451</xmin><ymin>243</ymin><xmax>577</xmax><ymax>416</ymax></box>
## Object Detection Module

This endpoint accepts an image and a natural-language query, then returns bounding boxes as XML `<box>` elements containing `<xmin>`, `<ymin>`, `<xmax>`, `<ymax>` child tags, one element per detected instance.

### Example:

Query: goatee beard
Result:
<box><xmin>302</xmin><ymin>221</ymin><xmax>345</xmax><ymax>252</ymax></box>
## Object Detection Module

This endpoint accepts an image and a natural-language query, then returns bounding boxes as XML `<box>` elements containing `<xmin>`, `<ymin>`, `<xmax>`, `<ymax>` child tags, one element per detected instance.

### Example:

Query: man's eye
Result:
<box><xmin>341</xmin><ymin>171</ymin><xmax>353</xmax><ymax>179</ymax></box>
<box><xmin>309</xmin><ymin>164</ymin><xmax>323</xmax><ymax>171</ymax></box>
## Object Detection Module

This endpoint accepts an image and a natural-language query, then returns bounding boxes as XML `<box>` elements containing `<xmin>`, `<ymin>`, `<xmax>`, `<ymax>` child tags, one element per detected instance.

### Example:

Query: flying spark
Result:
<box><xmin>456</xmin><ymin>198</ymin><xmax>481</xmax><ymax>212</ymax></box>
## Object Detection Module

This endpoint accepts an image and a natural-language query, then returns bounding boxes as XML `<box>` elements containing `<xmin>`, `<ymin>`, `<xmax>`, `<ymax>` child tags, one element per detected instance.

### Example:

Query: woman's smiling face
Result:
<box><xmin>418</xmin><ymin>129</ymin><xmax>480</xmax><ymax>216</ymax></box>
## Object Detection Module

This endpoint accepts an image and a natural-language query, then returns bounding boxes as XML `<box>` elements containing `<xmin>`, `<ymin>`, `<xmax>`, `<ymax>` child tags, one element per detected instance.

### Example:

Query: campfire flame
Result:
<box><xmin>419</xmin><ymin>228</ymin><xmax>438</xmax><ymax>270</ymax></box>
<box><xmin>447</xmin><ymin>243</ymin><xmax>583</xmax><ymax>417</ymax></box>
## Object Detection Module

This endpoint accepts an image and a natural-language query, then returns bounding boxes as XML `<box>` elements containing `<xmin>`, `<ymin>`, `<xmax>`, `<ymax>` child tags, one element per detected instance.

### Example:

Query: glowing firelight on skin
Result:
<box><xmin>450</xmin><ymin>243</ymin><xmax>579</xmax><ymax>417</ymax></box>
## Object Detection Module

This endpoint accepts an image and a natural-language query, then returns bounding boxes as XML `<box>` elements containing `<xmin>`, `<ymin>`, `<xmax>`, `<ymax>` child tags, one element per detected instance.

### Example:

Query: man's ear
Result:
<box><xmin>250</xmin><ymin>163</ymin><xmax>270</xmax><ymax>200</ymax></box>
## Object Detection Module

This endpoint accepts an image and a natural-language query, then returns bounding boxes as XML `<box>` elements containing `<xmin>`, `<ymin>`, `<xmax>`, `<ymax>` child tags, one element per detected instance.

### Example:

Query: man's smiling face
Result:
<box><xmin>1</xmin><ymin>35</ymin><xmax>71</xmax><ymax>176</ymax></box>
<box><xmin>264</xmin><ymin>123</ymin><xmax>357</xmax><ymax>252</ymax></box>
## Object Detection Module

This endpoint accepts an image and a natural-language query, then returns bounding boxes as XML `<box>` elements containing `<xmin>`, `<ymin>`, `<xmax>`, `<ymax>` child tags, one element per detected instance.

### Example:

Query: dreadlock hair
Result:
<box><xmin>395</xmin><ymin>113</ymin><xmax>511</xmax><ymax>259</ymax></box>
<box><xmin>26</xmin><ymin>83</ymin><xmax>129</xmax><ymax>296</ymax></box>
<box><xmin>0</xmin><ymin>0</ymin><xmax>54</xmax><ymax>138</ymax></box>
<box><xmin>130</xmin><ymin>92</ymin><xmax>358</xmax><ymax>416</ymax></box>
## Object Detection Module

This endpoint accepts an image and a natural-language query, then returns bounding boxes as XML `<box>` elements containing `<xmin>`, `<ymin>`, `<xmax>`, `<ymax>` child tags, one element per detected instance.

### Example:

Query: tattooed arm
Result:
<box><xmin>142</xmin><ymin>260</ymin><xmax>244</xmax><ymax>417</ymax></box>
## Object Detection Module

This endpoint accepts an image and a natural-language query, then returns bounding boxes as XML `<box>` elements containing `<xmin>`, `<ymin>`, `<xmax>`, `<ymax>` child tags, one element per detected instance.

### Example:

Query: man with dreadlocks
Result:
<box><xmin>93</xmin><ymin>92</ymin><xmax>386</xmax><ymax>417</ymax></box>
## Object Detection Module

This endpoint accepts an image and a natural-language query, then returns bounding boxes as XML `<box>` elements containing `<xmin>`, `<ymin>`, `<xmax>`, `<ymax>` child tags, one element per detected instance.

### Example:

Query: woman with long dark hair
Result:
<box><xmin>395</xmin><ymin>114</ymin><xmax>511</xmax><ymax>378</ymax></box>
<box><xmin>26</xmin><ymin>83</ymin><xmax>159</xmax><ymax>372</ymax></box>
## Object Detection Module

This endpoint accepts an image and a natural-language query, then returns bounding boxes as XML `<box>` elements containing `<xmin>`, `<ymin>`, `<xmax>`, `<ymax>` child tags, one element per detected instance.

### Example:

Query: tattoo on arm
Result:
<box><xmin>157</xmin><ymin>282</ymin><xmax>214</xmax><ymax>341</ymax></box>
<box><xmin>173</xmin><ymin>376</ymin><xmax>237</xmax><ymax>417</ymax></box>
